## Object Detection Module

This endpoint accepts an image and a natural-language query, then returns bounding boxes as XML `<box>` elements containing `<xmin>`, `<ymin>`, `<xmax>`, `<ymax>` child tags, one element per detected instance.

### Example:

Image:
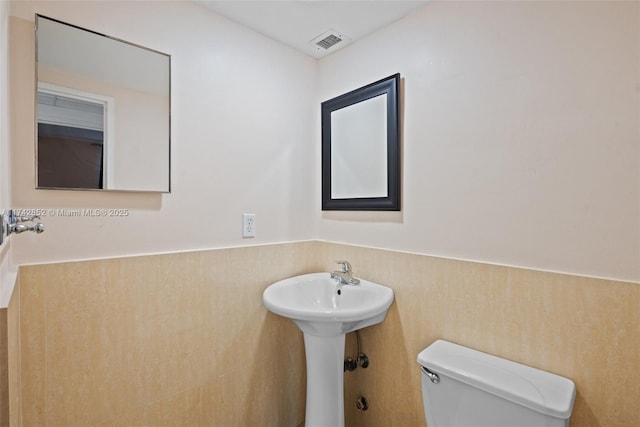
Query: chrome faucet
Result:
<box><xmin>9</xmin><ymin>223</ymin><xmax>45</xmax><ymax>234</ymax></box>
<box><xmin>5</xmin><ymin>212</ymin><xmax>45</xmax><ymax>236</ymax></box>
<box><xmin>330</xmin><ymin>260</ymin><xmax>360</xmax><ymax>285</ymax></box>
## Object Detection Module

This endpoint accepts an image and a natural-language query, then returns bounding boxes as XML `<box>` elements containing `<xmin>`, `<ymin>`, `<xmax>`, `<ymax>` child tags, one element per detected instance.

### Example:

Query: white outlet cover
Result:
<box><xmin>242</xmin><ymin>213</ymin><xmax>256</xmax><ymax>238</ymax></box>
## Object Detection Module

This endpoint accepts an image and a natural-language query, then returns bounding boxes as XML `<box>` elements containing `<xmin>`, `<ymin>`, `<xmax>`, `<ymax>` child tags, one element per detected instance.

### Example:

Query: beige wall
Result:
<box><xmin>1</xmin><ymin>0</ymin><xmax>17</xmax><ymax>309</ymax></box>
<box><xmin>325</xmin><ymin>242</ymin><xmax>639</xmax><ymax>427</ymax></box>
<box><xmin>12</xmin><ymin>242</ymin><xmax>320</xmax><ymax>426</ymax></box>
<box><xmin>317</xmin><ymin>1</ymin><xmax>640</xmax><ymax>283</ymax></box>
<box><xmin>0</xmin><ymin>308</ymin><xmax>7</xmax><ymax>427</ymax></box>
<box><xmin>8</xmin><ymin>1</ymin><xmax>637</xmax><ymax>283</ymax></box>
<box><xmin>7</xmin><ymin>271</ymin><xmax>20</xmax><ymax>427</ymax></box>
<box><xmin>1</xmin><ymin>1</ymin><xmax>16</xmax><ymax>423</ymax></box>
<box><xmin>9</xmin><ymin>0</ymin><xmax>317</xmax><ymax>266</ymax></box>
<box><xmin>7</xmin><ymin>241</ymin><xmax>639</xmax><ymax>427</ymax></box>
<box><xmin>0</xmin><ymin>0</ymin><xmax>10</xmax><ymax>211</ymax></box>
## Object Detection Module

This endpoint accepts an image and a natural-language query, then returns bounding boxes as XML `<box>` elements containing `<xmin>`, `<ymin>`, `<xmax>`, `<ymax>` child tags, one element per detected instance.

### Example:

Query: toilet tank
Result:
<box><xmin>417</xmin><ymin>340</ymin><xmax>576</xmax><ymax>427</ymax></box>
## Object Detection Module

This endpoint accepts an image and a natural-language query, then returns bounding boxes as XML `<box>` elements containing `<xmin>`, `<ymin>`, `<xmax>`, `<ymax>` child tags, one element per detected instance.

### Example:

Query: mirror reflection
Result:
<box><xmin>36</xmin><ymin>15</ymin><xmax>171</xmax><ymax>192</ymax></box>
<box><xmin>331</xmin><ymin>93</ymin><xmax>388</xmax><ymax>199</ymax></box>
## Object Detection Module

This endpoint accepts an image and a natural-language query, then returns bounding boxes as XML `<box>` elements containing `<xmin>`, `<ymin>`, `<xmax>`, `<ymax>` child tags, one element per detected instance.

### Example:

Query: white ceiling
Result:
<box><xmin>198</xmin><ymin>1</ymin><xmax>429</xmax><ymax>58</ymax></box>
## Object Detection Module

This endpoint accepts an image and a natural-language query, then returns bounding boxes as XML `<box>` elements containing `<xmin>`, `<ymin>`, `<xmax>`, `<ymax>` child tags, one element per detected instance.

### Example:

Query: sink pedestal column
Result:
<box><xmin>302</xmin><ymin>332</ymin><xmax>346</xmax><ymax>427</ymax></box>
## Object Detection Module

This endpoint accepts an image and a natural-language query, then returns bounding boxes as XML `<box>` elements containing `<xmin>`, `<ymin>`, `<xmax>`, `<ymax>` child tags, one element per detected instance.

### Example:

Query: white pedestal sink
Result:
<box><xmin>263</xmin><ymin>272</ymin><xmax>394</xmax><ymax>427</ymax></box>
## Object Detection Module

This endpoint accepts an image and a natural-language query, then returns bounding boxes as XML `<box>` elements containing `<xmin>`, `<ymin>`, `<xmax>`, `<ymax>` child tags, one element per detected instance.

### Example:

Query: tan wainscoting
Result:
<box><xmin>5</xmin><ymin>241</ymin><xmax>639</xmax><ymax>426</ymax></box>
<box><xmin>318</xmin><ymin>242</ymin><xmax>639</xmax><ymax>427</ymax></box>
<box><xmin>12</xmin><ymin>242</ymin><xmax>319</xmax><ymax>427</ymax></box>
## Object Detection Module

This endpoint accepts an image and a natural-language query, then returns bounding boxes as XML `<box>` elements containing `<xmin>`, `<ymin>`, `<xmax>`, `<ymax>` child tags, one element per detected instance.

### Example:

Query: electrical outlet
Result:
<box><xmin>242</xmin><ymin>213</ymin><xmax>256</xmax><ymax>238</ymax></box>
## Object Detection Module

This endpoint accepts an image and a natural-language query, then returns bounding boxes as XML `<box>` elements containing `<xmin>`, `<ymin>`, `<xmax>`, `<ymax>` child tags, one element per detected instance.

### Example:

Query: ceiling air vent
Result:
<box><xmin>309</xmin><ymin>29</ymin><xmax>351</xmax><ymax>56</ymax></box>
<box><xmin>316</xmin><ymin>34</ymin><xmax>342</xmax><ymax>50</ymax></box>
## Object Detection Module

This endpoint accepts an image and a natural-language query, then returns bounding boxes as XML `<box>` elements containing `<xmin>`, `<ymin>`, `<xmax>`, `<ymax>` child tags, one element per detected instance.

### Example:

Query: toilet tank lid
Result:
<box><xmin>417</xmin><ymin>340</ymin><xmax>576</xmax><ymax>419</ymax></box>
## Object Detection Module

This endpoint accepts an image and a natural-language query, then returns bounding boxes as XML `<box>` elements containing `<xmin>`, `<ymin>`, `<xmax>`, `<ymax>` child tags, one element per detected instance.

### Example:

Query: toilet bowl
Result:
<box><xmin>417</xmin><ymin>340</ymin><xmax>576</xmax><ymax>427</ymax></box>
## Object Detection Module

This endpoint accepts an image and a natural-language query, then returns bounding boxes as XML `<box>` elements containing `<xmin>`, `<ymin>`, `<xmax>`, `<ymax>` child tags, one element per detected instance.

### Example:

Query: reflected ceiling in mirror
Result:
<box><xmin>35</xmin><ymin>15</ymin><xmax>171</xmax><ymax>192</ymax></box>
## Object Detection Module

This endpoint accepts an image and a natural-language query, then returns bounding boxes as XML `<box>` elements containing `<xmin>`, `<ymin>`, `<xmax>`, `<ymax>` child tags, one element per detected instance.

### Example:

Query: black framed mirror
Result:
<box><xmin>321</xmin><ymin>73</ymin><xmax>400</xmax><ymax>210</ymax></box>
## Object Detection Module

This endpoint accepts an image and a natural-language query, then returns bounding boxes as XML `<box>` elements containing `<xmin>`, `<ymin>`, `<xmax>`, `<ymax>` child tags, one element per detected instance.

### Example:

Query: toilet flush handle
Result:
<box><xmin>420</xmin><ymin>366</ymin><xmax>440</xmax><ymax>384</ymax></box>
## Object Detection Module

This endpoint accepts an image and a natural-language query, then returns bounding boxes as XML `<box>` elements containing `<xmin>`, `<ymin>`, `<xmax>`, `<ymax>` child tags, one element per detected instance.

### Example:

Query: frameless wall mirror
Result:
<box><xmin>321</xmin><ymin>74</ymin><xmax>400</xmax><ymax>210</ymax></box>
<box><xmin>35</xmin><ymin>15</ymin><xmax>171</xmax><ymax>192</ymax></box>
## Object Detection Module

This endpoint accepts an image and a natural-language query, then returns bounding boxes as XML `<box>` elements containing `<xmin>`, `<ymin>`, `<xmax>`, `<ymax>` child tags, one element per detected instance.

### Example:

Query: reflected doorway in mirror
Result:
<box><xmin>37</xmin><ymin>83</ymin><xmax>114</xmax><ymax>189</ymax></box>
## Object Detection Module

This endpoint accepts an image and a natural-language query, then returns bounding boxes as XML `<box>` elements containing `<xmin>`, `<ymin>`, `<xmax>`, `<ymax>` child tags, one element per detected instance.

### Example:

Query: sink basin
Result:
<box><xmin>263</xmin><ymin>272</ymin><xmax>394</xmax><ymax>427</ymax></box>
<box><xmin>263</xmin><ymin>272</ymin><xmax>394</xmax><ymax>336</ymax></box>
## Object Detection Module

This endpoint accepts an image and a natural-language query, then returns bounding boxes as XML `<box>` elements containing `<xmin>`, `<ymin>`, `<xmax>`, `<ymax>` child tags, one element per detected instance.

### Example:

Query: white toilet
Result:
<box><xmin>417</xmin><ymin>340</ymin><xmax>576</xmax><ymax>427</ymax></box>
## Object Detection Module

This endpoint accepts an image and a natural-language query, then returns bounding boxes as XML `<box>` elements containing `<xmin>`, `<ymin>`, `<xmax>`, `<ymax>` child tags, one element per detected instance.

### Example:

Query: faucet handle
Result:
<box><xmin>335</xmin><ymin>260</ymin><xmax>352</xmax><ymax>273</ymax></box>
